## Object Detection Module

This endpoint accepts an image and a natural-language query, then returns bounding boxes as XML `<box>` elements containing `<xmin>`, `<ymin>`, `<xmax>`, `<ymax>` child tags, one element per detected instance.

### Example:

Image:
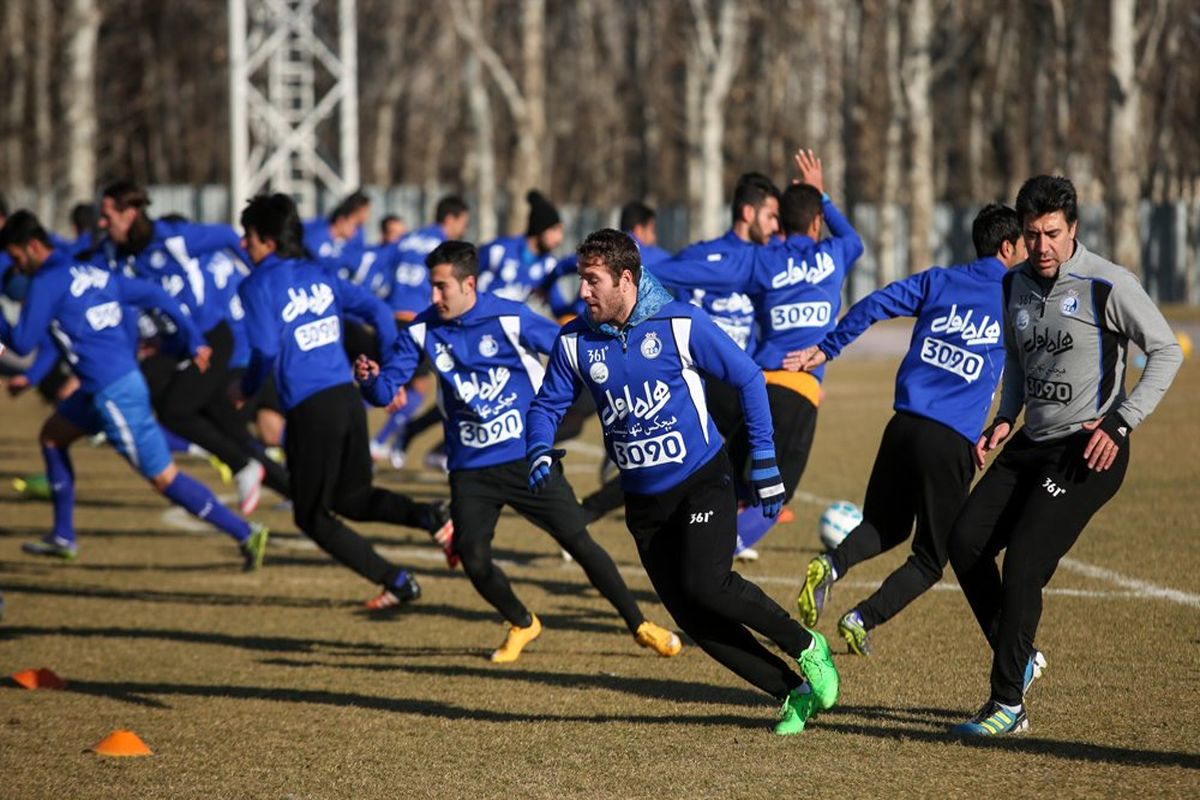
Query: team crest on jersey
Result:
<box><xmin>478</xmin><ymin>334</ymin><xmax>499</xmax><ymax>357</ymax></box>
<box><xmin>589</xmin><ymin>361</ymin><xmax>609</xmax><ymax>383</ymax></box>
<box><xmin>1015</xmin><ymin>308</ymin><xmax>1031</xmax><ymax>331</ymax></box>
<box><xmin>434</xmin><ymin>343</ymin><xmax>455</xmax><ymax>372</ymax></box>
<box><xmin>1061</xmin><ymin>291</ymin><xmax>1079</xmax><ymax>316</ymax></box>
<box><xmin>150</xmin><ymin>251</ymin><xmax>168</xmax><ymax>269</ymax></box>
<box><xmin>640</xmin><ymin>331</ymin><xmax>663</xmax><ymax>359</ymax></box>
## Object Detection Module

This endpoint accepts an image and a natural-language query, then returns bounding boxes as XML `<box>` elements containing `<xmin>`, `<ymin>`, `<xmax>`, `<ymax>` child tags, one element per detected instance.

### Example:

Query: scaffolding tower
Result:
<box><xmin>228</xmin><ymin>0</ymin><xmax>359</xmax><ymax>220</ymax></box>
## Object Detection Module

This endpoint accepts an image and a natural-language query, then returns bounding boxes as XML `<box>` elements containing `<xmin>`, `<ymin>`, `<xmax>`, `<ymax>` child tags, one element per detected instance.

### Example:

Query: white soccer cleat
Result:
<box><xmin>734</xmin><ymin>547</ymin><xmax>760</xmax><ymax>562</ymax></box>
<box><xmin>235</xmin><ymin>461</ymin><xmax>265</xmax><ymax>516</ymax></box>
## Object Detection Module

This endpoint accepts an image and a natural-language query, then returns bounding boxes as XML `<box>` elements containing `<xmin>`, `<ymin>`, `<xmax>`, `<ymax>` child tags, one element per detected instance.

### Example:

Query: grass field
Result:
<box><xmin>1</xmin><ymin>348</ymin><xmax>1198</xmax><ymax>799</ymax></box>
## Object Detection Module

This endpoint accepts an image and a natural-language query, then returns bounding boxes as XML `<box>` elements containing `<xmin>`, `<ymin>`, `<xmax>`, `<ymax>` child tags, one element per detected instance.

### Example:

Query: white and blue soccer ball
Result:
<box><xmin>819</xmin><ymin>500</ymin><xmax>862</xmax><ymax>550</ymax></box>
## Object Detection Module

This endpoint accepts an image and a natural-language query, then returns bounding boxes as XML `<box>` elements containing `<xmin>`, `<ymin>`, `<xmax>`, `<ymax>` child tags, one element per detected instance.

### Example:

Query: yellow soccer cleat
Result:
<box><xmin>635</xmin><ymin>621</ymin><xmax>683</xmax><ymax>657</ymax></box>
<box><xmin>490</xmin><ymin>614</ymin><xmax>542</xmax><ymax>663</ymax></box>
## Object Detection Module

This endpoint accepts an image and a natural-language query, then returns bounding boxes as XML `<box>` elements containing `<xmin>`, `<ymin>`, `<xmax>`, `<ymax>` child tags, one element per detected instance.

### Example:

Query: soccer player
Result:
<box><xmin>0</xmin><ymin>210</ymin><xmax>268</xmax><ymax>566</ymax></box>
<box><xmin>356</xmin><ymin>240</ymin><xmax>682</xmax><ymax>662</ymax></box>
<box><xmin>365</xmin><ymin>197</ymin><xmax>471</xmax><ymax>468</ymax></box>
<box><xmin>651</xmin><ymin>151</ymin><xmax>863</xmax><ymax>558</ymax></box>
<box><xmin>303</xmin><ymin>190</ymin><xmax>371</xmax><ymax>279</ymax></box>
<box><xmin>946</xmin><ymin>175</ymin><xmax>1182</xmax><ymax>736</ymax></box>
<box><xmin>379</xmin><ymin>214</ymin><xmax>407</xmax><ymax>245</ymax></box>
<box><xmin>527</xmin><ymin>229</ymin><xmax>839</xmax><ymax>735</ymax></box>
<box><xmin>236</xmin><ymin>194</ymin><xmax>450</xmax><ymax>610</ymax></box>
<box><xmin>94</xmin><ymin>182</ymin><xmax>288</xmax><ymax>514</ymax></box>
<box><xmin>672</xmin><ymin>172</ymin><xmax>780</xmax><ymax>356</ymax></box>
<box><xmin>542</xmin><ymin>200</ymin><xmax>672</xmax><ymax>321</ymax></box>
<box><xmin>476</xmin><ymin>190</ymin><xmax>563</xmax><ymax>302</ymax></box>
<box><xmin>789</xmin><ymin>204</ymin><xmax>1028</xmax><ymax>657</ymax></box>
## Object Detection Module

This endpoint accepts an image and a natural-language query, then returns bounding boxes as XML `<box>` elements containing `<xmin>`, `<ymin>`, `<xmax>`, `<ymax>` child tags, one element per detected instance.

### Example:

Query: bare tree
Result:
<box><xmin>3</xmin><ymin>0</ymin><xmax>28</xmax><ymax>187</ymax></box>
<box><xmin>904</xmin><ymin>0</ymin><xmax>934</xmax><ymax>272</ymax></box>
<box><xmin>32</xmin><ymin>0</ymin><xmax>54</xmax><ymax>222</ymax></box>
<box><xmin>685</xmin><ymin>0</ymin><xmax>747</xmax><ymax>239</ymax></box>
<box><xmin>877</xmin><ymin>0</ymin><xmax>906</xmax><ymax>284</ymax></box>
<box><xmin>62</xmin><ymin>0</ymin><xmax>101</xmax><ymax>210</ymax></box>
<box><xmin>449</xmin><ymin>0</ymin><xmax>547</xmax><ymax>231</ymax></box>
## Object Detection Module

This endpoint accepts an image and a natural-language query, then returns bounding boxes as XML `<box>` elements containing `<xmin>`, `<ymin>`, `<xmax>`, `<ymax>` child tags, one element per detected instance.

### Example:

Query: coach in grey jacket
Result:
<box><xmin>945</xmin><ymin>175</ymin><xmax>1182</xmax><ymax>737</ymax></box>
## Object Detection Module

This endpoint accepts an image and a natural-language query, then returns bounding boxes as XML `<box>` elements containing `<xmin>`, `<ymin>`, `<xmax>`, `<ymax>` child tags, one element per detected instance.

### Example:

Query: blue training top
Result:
<box><xmin>672</xmin><ymin>230</ymin><xmax>761</xmax><ymax>353</ymax></box>
<box><xmin>476</xmin><ymin>235</ymin><xmax>558</xmax><ymax>302</ymax></box>
<box><xmin>651</xmin><ymin>199</ymin><xmax>863</xmax><ymax>378</ymax></box>
<box><xmin>527</xmin><ymin>271</ymin><xmax>776</xmax><ymax>495</ymax></box>
<box><xmin>361</xmin><ymin>292</ymin><xmax>560</xmax><ymax>472</ymax></box>
<box><xmin>238</xmin><ymin>253</ymin><xmax>398</xmax><ymax>411</ymax></box>
<box><xmin>0</xmin><ymin>250</ymin><xmax>204</xmax><ymax>394</ymax></box>
<box><xmin>820</xmin><ymin>257</ymin><xmax>1009</xmax><ymax>443</ymax></box>
<box><xmin>91</xmin><ymin>218</ymin><xmax>244</xmax><ymax>336</ymax></box>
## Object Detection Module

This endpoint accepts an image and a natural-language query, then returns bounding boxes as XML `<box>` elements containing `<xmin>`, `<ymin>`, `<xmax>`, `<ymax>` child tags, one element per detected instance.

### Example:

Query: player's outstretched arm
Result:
<box><xmin>526</xmin><ymin>333</ymin><xmax>584</xmax><ymax>491</ymax></box>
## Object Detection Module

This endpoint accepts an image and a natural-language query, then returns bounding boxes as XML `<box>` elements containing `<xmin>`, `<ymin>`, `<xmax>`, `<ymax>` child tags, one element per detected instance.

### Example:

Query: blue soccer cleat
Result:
<box><xmin>950</xmin><ymin>700</ymin><xmax>1030</xmax><ymax>736</ymax></box>
<box><xmin>1023</xmin><ymin>649</ymin><xmax>1047</xmax><ymax>697</ymax></box>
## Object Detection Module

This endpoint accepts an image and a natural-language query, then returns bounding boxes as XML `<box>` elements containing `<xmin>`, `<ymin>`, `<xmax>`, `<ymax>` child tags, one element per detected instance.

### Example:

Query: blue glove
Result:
<box><xmin>527</xmin><ymin>445</ymin><xmax>567</xmax><ymax>494</ymax></box>
<box><xmin>749</xmin><ymin>449</ymin><xmax>785</xmax><ymax>519</ymax></box>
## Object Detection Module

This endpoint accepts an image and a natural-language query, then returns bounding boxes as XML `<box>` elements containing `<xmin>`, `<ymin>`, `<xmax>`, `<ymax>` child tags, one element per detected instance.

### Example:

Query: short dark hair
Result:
<box><xmin>0</xmin><ymin>209</ymin><xmax>52</xmax><ymax>249</ymax></box>
<box><xmin>328</xmin><ymin>190</ymin><xmax>370</xmax><ymax>223</ymax></box>
<box><xmin>730</xmin><ymin>172</ymin><xmax>780</xmax><ymax>226</ymax></box>
<box><xmin>971</xmin><ymin>203</ymin><xmax>1022</xmax><ymax>258</ymax></box>
<box><xmin>1015</xmin><ymin>175</ymin><xmax>1077</xmax><ymax>226</ymax></box>
<box><xmin>0</xmin><ymin>193</ymin><xmax>9</xmax><ymax>218</ymax></box>
<box><xmin>70</xmin><ymin>202</ymin><xmax>98</xmax><ymax>234</ymax></box>
<box><xmin>241</xmin><ymin>194</ymin><xmax>309</xmax><ymax>259</ymax></box>
<box><xmin>102</xmin><ymin>180</ymin><xmax>152</xmax><ymax>212</ymax></box>
<box><xmin>435</xmin><ymin>195</ymin><xmax>469</xmax><ymax>223</ymax></box>
<box><xmin>426</xmin><ymin>240</ymin><xmax>478</xmax><ymax>281</ymax></box>
<box><xmin>380</xmin><ymin>214</ymin><xmax>403</xmax><ymax>233</ymax></box>
<box><xmin>779</xmin><ymin>184</ymin><xmax>824</xmax><ymax>236</ymax></box>
<box><xmin>619</xmin><ymin>201</ymin><xmax>655</xmax><ymax>232</ymax></box>
<box><xmin>577</xmin><ymin>228</ymin><xmax>641</xmax><ymax>285</ymax></box>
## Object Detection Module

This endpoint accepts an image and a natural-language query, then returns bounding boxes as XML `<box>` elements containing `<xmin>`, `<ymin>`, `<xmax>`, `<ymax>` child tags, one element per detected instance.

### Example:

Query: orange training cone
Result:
<box><xmin>10</xmin><ymin>668</ymin><xmax>67</xmax><ymax>690</ymax></box>
<box><xmin>90</xmin><ymin>730</ymin><xmax>152</xmax><ymax>757</ymax></box>
<box><xmin>777</xmin><ymin>506</ymin><xmax>796</xmax><ymax>524</ymax></box>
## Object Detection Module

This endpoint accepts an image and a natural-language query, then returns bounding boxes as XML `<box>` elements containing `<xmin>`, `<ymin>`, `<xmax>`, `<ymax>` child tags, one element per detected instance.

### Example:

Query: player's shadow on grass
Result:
<box><xmin>817</xmin><ymin>709</ymin><xmax>1200</xmax><ymax>769</ymax></box>
<box><xmin>0</xmin><ymin>623</ymin><xmax>470</xmax><ymax>658</ymax></box>
<box><xmin>1</xmin><ymin>526</ymin><xmax>198</xmax><ymax>542</ymax></box>
<box><xmin>0</xmin><ymin>580</ymin><xmax>350</xmax><ymax>609</ymax></box>
<box><xmin>55</xmin><ymin>679</ymin><xmax>768</xmax><ymax>729</ymax></box>
<box><xmin>257</xmin><ymin>657</ymin><xmax>765</xmax><ymax>707</ymax></box>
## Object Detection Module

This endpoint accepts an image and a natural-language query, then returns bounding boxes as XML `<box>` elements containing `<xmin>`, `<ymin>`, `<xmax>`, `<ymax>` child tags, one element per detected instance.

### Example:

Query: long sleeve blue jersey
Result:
<box><xmin>820</xmin><ymin>257</ymin><xmax>1009</xmax><ymax>443</ymax></box>
<box><xmin>527</xmin><ymin>271</ymin><xmax>777</xmax><ymax>495</ymax></box>
<box><xmin>477</xmin><ymin>235</ymin><xmax>558</xmax><ymax>302</ymax></box>
<box><xmin>651</xmin><ymin>200</ymin><xmax>863</xmax><ymax>377</ymax></box>
<box><xmin>671</xmin><ymin>230</ymin><xmax>761</xmax><ymax>353</ymax></box>
<box><xmin>91</xmin><ymin>219</ymin><xmax>245</xmax><ymax>336</ymax></box>
<box><xmin>0</xmin><ymin>250</ymin><xmax>204</xmax><ymax>394</ymax></box>
<box><xmin>238</xmin><ymin>254</ymin><xmax>398</xmax><ymax>411</ymax></box>
<box><xmin>361</xmin><ymin>293</ymin><xmax>559</xmax><ymax>471</ymax></box>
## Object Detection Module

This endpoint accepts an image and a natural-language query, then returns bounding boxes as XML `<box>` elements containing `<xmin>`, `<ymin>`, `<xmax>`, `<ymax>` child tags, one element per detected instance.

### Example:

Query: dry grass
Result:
<box><xmin>1</xmin><ymin>356</ymin><xmax>1198</xmax><ymax>799</ymax></box>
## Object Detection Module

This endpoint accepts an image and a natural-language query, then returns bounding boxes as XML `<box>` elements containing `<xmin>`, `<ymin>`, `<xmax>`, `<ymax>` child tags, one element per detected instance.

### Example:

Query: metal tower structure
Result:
<box><xmin>229</xmin><ymin>0</ymin><xmax>359</xmax><ymax>220</ymax></box>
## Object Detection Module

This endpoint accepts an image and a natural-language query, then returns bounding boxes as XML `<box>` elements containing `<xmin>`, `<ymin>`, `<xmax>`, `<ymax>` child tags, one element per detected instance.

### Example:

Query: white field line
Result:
<box><xmin>165</xmin><ymin>479</ymin><xmax>1200</xmax><ymax>609</ymax></box>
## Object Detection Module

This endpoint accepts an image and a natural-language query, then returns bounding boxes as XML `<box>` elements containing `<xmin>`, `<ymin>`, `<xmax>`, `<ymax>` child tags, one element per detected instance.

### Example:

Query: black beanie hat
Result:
<box><xmin>525</xmin><ymin>190</ymin><xmax>561</xmax><ymax>237</ymax></box>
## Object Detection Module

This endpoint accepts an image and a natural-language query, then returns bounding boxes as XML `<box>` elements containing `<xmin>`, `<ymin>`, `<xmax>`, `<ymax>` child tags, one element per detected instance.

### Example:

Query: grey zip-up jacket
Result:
<box><xmin>997</xmin><ymin>239</ymin><xmax>1182</xmax><ymax>442</ymax></box>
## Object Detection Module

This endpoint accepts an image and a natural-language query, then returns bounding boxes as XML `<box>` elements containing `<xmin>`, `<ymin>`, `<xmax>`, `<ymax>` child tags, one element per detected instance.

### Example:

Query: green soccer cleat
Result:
<box><xmin>774</xmin><ymin>686</ymin><xmax>820</xmax><ymax>735</ymax></box>
<box><xmin>797</xmin><ymin>555</ymin><xmax>834</xmax><ymax>627</ymax></box>
<box><xmin>838</xmin><ymin>609</ymin><xmax>872</xmax><ymax>656</ymax></box>
<box><xmin>240</xmin><ymin>523</ymin><xmax>269</xmax><ymax>572</ymax></box>
<box><xmin>13</xmin><ymin>474</ymin><xmax>52</xmax><ymax>501</ymax></box>
<box><xmin>950</xmin><ymin>701</ymin><xmax>1030</xmax><ymax>736</ymax></box>
<box><xmin>22</xmin><ymin>536</ymin><xmax>78</xmax><ymax>561</ymax></box>
<box><xmin>797</xmin><ymin>629</ymin><xmax>840</xmax><ymax>713</ymax></box>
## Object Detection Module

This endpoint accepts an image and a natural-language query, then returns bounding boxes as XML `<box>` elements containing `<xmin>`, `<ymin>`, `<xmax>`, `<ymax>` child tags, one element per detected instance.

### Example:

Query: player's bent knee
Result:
<box><xmin>150</xmin><ymin>462</ymin><xmax>178</xmax><ymax>492</ymax></box>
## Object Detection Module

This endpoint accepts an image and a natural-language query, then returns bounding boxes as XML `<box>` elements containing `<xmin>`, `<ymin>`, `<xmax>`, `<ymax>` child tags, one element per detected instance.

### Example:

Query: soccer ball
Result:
<box><xmin>819</xmin><ymin>501</ymin><xmax>862</xmax><ymax>550</ymax></box>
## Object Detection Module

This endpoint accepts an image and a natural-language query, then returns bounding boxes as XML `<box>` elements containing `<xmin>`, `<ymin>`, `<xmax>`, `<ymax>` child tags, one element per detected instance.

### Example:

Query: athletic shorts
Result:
<box><xmin>58</xmin><ymin>369</ymin><xmax>172</xmax><ymax>479</ymax></box>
